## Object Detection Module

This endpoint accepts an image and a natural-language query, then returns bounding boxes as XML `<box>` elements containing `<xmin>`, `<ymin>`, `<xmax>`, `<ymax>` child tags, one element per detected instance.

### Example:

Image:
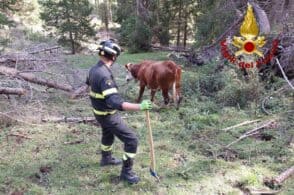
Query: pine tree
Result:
<box><xmin>0</xmin><ymin>0</ymin><xmax>20</xmax><ymax>28</ymax></box>
<box><xmin>39</xmin><ymin>0</ymin><xmax>95</xmax><ymax>54</ymax></box>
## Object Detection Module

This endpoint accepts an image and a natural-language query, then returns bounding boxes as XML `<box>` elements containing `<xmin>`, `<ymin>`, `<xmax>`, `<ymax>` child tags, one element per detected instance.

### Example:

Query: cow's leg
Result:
<box><xmin>136</xmin><ymin>84</ymin><xmax>145</xmax><ymax>103</ymax></box>
<box><xmin>161</xmin><ymin>88</ymin><xmax>169</xmax><ymax>105</ymax></box>
<box><xmin>150</xmin><ymin>89</ymin><xmax>156</xmax><ymax>102</ymax></box>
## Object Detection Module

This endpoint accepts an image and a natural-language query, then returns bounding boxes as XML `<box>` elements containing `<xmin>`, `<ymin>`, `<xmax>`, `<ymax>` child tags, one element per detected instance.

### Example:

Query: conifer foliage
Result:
<box><xmin>0</xmin><ymin>0</ymin><xmax>20</xmax><ymax>28</ymax></box>
<box><xmin>39</xmin><ymin>0</ymin><xmax>95</xmax><ymax>54</ymax></box>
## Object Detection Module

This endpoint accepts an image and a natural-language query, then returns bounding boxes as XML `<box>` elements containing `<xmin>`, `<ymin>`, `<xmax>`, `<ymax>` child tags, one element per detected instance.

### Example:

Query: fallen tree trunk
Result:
<box><xmin>42</xmin><ymin>116</ymin><xmax>97</xmax><ymax>124</ymax></box>
<box><xmin>42</xmin><ymin>115</ymin><xmax>129</xmax><ymax>124</ymax></box>
<box><xmin>0</xmin><ymin>87</ymin><xmax>26</xmax><ymax>95</ymax></box>
<box><xmin>274</xmin><ymin>166</ymin><xmax>294</xmax><ymax>184</ymax></box>
<box><xmin>249</xmin><ymin>189</ymin><xmax>281</xmax><ymax>195</ymax></box>
<box><xmin>64</xmin><ymin>140</ymin><xmax>84</xmax><ymax>145</ymax></box>
<box><xmin>265</xmin><ymin>166</ymin><xmax>294</xmax><ymax>189</ymax></box>
<box><xmin>70</xmin><ymin>84</ymin><xmax>88</xmax><ymax>99</ymax></box>
<box><xmin>203</xmin><ymin>16</ymin><xmax>243</xmax><ymax>52</ymax></box>
<box><xmin>151</xmin><ymin>45</ymin><xmax>190</xmax><ymax>53</ymax></box>
<box><xmin>29</xmin><ymin>46</ymin><xmax>60</xmax><ymax>55</ymax></box>
<box><xmin>0</xmin><ymin>66</ymin><xmax>73</xmax><ymax>92</ymax></box>
<box><xmin>8</xmin><ymin>133</ymin><xmax>32</xmax><ymax>139</ymax></box>
<box><xmin>200</xmin><ymin>2</ymin><xmax>270</xmax><ymax>59</ymax></box>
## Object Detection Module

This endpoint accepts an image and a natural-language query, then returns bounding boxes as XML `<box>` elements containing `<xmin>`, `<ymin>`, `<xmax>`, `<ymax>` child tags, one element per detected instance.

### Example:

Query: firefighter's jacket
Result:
<box><xmin>86</xmin><ymin>61</ymin><xmax>124</xmax><ymax>115</ymax></box>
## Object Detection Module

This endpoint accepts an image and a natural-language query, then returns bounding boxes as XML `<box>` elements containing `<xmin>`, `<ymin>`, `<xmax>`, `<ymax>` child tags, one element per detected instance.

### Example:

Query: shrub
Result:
<box><xmin>118</xmin><ymin>17</ymin><xmax>151</xmax><ymax>53</ymax></box>
<box><xmin>181</xmin><ymin>71</ymin><xmax>201</xmax><ymax>97</ymax></box>
<box><xmin>181</xmin><ymin>62</ymin><xmax>226</xmax><ymax>98</ymax></box>
<box><xmin>216</xmin><ymin>70</ymin><xmax>264</xmax><ymax>108</ymax></box>
<box><xmin>24</xmin><ymin>29</ymin><xmax>51</xmax><ymax>42</ymax></box>
<box><xmin>198</xmin><ymin>74</ymin><xmax>225</xmax><ymax>97</ymax></box>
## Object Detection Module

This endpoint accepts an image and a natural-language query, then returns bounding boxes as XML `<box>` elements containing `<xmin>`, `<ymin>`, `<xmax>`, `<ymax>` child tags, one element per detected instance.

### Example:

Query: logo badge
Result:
<box><xmin>232</xmin><ymin>3</ymin><xmax>266</xmax><ymax>57</ymax></box>
<box><xmin>221</xmin><ymin>3</ymin><xmax>279</xmax><ymax>69</ymax></box>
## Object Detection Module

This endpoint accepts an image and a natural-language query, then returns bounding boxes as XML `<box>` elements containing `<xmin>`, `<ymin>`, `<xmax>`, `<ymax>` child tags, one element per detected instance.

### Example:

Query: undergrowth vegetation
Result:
<box><xmin>0</xmin><ymin>51</ymin><xmax>293</xmax><ymax>194</ymax></box>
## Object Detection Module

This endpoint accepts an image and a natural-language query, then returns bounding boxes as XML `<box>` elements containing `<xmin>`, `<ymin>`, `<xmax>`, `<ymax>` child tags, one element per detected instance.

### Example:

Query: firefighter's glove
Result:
<box><xmin>140</xmin><ymin>100</ymin><xmax>152</xmax><ymax>111</ymax></box>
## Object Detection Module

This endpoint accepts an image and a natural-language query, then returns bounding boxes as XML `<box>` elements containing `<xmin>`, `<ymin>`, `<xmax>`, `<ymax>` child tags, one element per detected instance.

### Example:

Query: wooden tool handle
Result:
<box><xmin>146</xmin><ymin>110</ymin><xmax>156</xmax><ymax>171</ymax></box>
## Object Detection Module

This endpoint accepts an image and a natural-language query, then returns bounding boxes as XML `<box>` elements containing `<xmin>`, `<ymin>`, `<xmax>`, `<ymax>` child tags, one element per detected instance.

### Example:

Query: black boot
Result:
<box><xmin>100</xmin><ymin>151</ymin><xmax>122</xmax><ymax>166</ymax></box>
<box><xmin>120</xmin><ymin>157</ymin><xmax>140</xmax><ymax>184</ymax></box>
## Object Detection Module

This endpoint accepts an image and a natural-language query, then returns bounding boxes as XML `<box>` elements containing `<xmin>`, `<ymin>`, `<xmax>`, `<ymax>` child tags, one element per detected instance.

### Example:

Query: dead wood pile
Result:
<box><xmin>0</xmin><ymin>45</ymin><xmax>88</xmax><ymax>98</ymax></box>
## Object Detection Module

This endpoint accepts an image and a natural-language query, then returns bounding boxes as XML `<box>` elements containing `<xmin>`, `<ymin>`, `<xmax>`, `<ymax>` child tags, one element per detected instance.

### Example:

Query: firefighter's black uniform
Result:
<box><xmin>86</xmin><ymin>60</ymin><xmax>138</xmax><ymax>157</ymax></box>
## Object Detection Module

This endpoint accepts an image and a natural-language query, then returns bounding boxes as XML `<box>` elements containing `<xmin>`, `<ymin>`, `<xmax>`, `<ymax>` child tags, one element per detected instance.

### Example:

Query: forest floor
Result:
<box><xmin>0</xmin><ymin>51</ymin><xmax>293</xmax><ymax>195</ymax></box>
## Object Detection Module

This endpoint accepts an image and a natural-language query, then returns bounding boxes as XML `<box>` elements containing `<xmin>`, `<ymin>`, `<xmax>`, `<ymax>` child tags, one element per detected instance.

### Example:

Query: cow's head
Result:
<box><xmin>124</xmin><ymin>63</ymin><xmax>134</xmax><ymax>82</ymax></box>
<box><xmin>125</xmin><ymin>63</ymin><xmax>141</xmax><ymax>82</ymax></box>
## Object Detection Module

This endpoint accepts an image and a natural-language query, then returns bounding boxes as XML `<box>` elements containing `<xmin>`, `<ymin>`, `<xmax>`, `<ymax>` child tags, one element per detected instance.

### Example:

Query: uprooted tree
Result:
<box><xmin>181</xmin><ymin>0</ymin><xmax>294</xmax><ymax>83</ymax></box>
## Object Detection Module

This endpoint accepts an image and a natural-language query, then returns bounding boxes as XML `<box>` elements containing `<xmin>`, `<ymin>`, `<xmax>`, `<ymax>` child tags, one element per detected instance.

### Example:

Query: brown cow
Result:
<box><xmin>125</xmin><ymin>60</ymin><xmax>182</xmax><ymax>108</ymax></box>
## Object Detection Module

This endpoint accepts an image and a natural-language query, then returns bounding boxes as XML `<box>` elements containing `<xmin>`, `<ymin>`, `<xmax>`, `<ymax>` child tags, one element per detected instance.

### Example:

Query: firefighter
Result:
<box><xmin>86</xmin><ymin>39</ymin><xmax>152</xmax><ymax>184</ymax></box>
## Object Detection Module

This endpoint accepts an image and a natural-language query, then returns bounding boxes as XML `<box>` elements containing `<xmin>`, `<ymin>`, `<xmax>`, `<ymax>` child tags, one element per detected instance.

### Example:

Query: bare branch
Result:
<box><xmin>8</xmin><ymin>133</ymin><xmax>32</xmax><ymax>139</ymax></box>
<box><xmin>225</xmin><ymin>120</ymin><xmax>276</xmax><ymax>148</ymax></box>
<box><xmin>276</xmin><ymin>59</ymin><xmax>294</xmax><ymax>90</ymax></box>
<box><xmin>221</xmin><ymin>119</ymin><xmax>261</xmax><ymax>131</ymax></box>
<box><xmin>64</xmin><ymin>140</ymin><xmax>84</xmax><ymax>145</ymax></box>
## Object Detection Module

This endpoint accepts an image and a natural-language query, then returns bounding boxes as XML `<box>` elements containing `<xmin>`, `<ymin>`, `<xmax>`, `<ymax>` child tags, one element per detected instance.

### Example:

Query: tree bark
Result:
<box><xmin>105</xmin><ymin>0</ymin><xmax>109</xmax><ymax>31</ymax></box>
<box><xmin>109</xmin><ymin>0</ymin><xmax>113</xmax><ymax>23</ymax></box>
<box><xmin>95</xmin><ymin>0</ymin><xmax>99</xmax><ymax>11</ymax></box>
<box><xmin>70</xmin><ymin>30</ymin><xmax>75</xmax><ymax>54</ymax></box>
<box><xmin>0</xmin><ymin>66</ymin><xmax>73</xmax><ymax>92</ymax></box>
<box><xmin>136</xmin><ymin>0</ymin><xmax>140</xmax><ymax>16</ymax></box>
<box><xmin>176</xmin><ymin>0</ymin><xmax>183</xmax><ymax>49</ymax></box>
<box><xmin>183</xmin><ymin>7</ymin><xmax>188</xmax><ymax>49</ymax></box>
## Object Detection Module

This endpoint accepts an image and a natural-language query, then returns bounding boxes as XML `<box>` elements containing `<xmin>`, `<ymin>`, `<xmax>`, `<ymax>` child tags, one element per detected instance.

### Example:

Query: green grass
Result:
<box><xmin>0</xmin><ymin>51</ymin><xmax>293</xmax><ymax>194</ymax></box>
<box><xmin>65</xmin><ymin>51</ymin><xmax>169</xmax><ymax>69</ymax></box>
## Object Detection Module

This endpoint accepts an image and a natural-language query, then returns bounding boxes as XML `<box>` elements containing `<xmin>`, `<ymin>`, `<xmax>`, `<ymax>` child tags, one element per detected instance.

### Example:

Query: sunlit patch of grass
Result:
<box><xmin>117</xmin><ymin>51</ymin><xmax>169</xmax><ymax>65</ymax></box>
<box><xmin>65</xmin><ymin>51</ymin><xmax>169</xmax><ymax>69</ymax></box>
<box><xmin>64</xmin><ymin>54</ymin><xmax>97</xmax><ymax>68</ymax></box>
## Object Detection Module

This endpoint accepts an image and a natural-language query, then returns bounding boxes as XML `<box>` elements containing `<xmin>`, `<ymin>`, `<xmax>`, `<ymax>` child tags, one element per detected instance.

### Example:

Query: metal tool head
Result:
<box><xmin>150</xmin><ymin>168</ymin><xmax>160</xmax><ymax>182</ymax></box>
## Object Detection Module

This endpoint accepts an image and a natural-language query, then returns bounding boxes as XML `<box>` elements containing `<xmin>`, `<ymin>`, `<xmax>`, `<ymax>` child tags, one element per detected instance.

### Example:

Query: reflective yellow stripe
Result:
<box><xmin>89</xmin><ymin>90</ymin><xmax>104</xmax><ymax>99</ymax></box>
<box><xmin>90</xmin><ymin>88</ymin><xmax>117</xmax><ymax>98</ymax></box>
<box><xmin>123</xmin><ymin>152</ymin><xmax>136</xmax><ymax>160</ymax></box>
<box><xmin>93</xmin><ymin>109</ymin><xmax>116</xmax><ymax>116</ymax></box>
<box><xmin>101</xmin><ymin>144</ymin><xmax>112</xmax><ymax>151</ymax></box>
<box><xmin>102</xmin><ymin>88</ymin><xmax>118</xmax><ymax>96</ymax></box>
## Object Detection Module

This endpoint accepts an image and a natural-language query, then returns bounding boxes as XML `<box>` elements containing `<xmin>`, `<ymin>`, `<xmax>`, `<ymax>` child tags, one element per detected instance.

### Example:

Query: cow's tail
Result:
<box><xmin>172</xmin><ymin>66</ymin><xmax>182</xmax><ymax>109</ymax></box>
<box><xmin>172</xmin><ymin>81</ymin><xmax>177</xmax><ymax>106</ymax></box>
